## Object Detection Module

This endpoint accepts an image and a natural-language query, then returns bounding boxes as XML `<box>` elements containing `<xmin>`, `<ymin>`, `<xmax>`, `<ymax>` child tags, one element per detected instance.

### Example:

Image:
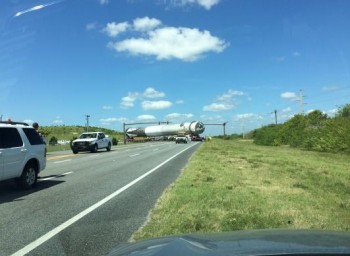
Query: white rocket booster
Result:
<box><xmin>126</xmin><ymin>121</ymin><xmax>205</xmax><ymax>137</ymax></box>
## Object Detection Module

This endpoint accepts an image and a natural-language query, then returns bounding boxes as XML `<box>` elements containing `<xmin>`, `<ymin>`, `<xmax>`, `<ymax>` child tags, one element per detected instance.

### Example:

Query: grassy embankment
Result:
<box><xmin>133</xmin><ymin>139</ymin><xmax>350</xmax><ymax>240</ymax></box>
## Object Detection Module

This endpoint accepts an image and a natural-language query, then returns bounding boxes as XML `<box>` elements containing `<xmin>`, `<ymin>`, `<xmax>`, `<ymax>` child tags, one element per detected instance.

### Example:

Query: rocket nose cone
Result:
<box><xmin>195</xmin><ymin>122</ymin><xmax>205</xmax><ymax>133</ymax></box>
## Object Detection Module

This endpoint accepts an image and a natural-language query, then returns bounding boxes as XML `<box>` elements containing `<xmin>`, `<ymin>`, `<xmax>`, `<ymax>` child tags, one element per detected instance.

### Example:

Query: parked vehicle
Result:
<box><xmin>71</xmin><ymin>132</ymin><xmax>113</xmax><ymax>154</ymax></box>
<box><xmin>0</xmin><ymin>121</ymin><xmax>46</xmax><ymax>188</ymax></box>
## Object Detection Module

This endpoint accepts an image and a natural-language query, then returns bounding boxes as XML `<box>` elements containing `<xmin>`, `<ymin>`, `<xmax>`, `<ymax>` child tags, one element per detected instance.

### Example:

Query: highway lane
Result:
<box><xmin>0</xmin><ymin>141</ymin><xmax>202</xmax><ymax>256</ymax></box>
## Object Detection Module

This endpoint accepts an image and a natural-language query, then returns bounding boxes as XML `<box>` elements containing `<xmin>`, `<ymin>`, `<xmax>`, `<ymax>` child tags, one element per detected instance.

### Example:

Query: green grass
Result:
<box><xmin>132</xmin><ymin>139</ymin><xmax>350</xmax><ymax>241</ymax></box>
<box><xmin>46</xmin><ymin>144</ymin><xmax>72</xmax><ymax>152</ymax></box>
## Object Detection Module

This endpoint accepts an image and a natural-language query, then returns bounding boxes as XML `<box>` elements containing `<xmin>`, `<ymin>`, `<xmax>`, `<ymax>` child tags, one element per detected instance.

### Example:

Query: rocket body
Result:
<box><xmin>126</xmin><ymin>121</ymin><xmax>205</xmax><ymax>137</ymax></box>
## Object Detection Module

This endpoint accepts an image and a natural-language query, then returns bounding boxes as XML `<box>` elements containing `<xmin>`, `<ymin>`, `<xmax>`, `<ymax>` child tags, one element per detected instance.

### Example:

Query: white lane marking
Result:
<box><xmin>40</xmin><ymin>171</ymin><xmax>74</xmax><ymax>181</ymax></box>
<box><xmin>12</xmin><ymin>143</ymin><xmax>197</xmax><ymax>256</ymax></box>
<box><xmin>89</xmin><ymin>154</ymin><xmax>100</xmax><ymax>158</ymax></box>
<box><xmin>54</xmin><ymin>159</ymin><xmax>72</xmax><ymax>164</ymax></box>
<box><xmin>153</xmin><ymin>148</ymin><xmax>159</xmax><ymax>151</ymax></box>
<box><xmin>62</xmin><ymin>171</ymin><xmax>73</xmax><ymax>176</ymax></box>
<box><xmin>129</xmin><ymin>153</ymin><xmax>140</xmax><ymax>157</ymax></box>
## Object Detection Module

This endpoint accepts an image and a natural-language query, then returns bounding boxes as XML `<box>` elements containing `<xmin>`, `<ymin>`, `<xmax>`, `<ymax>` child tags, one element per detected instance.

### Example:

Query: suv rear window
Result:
<box><xmin>0</xmin><ymin>128</ymin><xmax>23</xmax><ymax>148</ymax></box>
<box><xmin>22</xmin><ymin>128</ymin><xmax>45</xmax><ymax>145</ymax></box>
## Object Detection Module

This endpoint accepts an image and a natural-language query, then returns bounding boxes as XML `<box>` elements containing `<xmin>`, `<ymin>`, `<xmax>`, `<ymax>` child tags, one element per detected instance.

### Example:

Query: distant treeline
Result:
<box><xmin>39</xmin><ymin>125</ymin><xmax>123</xmax><ymax>142</ymax></box>
<box><xmin>253</xmin><ymin>104</ymin><xmax>350</xmax><ymax>153</ymax></box>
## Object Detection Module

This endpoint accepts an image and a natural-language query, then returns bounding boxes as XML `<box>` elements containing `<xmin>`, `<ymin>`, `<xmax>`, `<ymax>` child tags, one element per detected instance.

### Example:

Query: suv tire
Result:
<box><xmin>19</xmin><ymin>163</ymin><xmax>38</xmax><ymax>189</ymax></box>
<box><xmin>106</xmin><ymin>143</ymin><xmax>111</xmax><ymax>151</ymax></box>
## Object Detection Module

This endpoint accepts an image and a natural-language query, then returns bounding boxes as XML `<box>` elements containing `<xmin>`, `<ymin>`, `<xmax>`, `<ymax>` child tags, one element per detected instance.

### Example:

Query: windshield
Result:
<box><xmin>1</xmin><ymin>1</ymin><xmax>349</xmax><ymax>256</ymax></box>
<box><xmin>79</xmin><ymin>133</ymin><xmax>97</xmax><ymax>139</ymax></box>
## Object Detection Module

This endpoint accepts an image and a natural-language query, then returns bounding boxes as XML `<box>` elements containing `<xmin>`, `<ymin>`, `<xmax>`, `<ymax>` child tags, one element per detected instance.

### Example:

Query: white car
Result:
<box><xmin>0</xmin><ymin>121</ymin><xmax>47</xmax><ymax>189</ymax></box>
<box><xmin>71</xmin><ymin>132</ymin><xmax>113</xmax><ymax>154</ymax></box>
<box><xmin>175</xmin><ymin>135</ymin><xmax>189</xmax><ymax>144</ymax></box>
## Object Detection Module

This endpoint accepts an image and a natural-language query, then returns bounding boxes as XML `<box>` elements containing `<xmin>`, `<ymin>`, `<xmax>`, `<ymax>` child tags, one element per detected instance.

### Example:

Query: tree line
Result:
<box><xmin>253</xmin><ymin>104</ymin><xmax>350</xmax><ymax>153</ymax></box>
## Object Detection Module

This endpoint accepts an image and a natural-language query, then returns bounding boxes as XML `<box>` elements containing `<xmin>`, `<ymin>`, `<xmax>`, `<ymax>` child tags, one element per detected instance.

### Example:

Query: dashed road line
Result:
<box><xmin>54</xmin><ymin>159</ymin><xmax>72</xmax><ymax>164</ymax></box>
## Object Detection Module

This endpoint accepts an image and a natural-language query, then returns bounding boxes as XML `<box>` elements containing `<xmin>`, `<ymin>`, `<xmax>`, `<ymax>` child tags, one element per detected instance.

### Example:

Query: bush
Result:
<box><xmin>49</xmin><ymin>136</ymin><xmax>58</xmax><ymax>145</ymax></box>
<box><xmin>112</xmin><ymin>137</ymin><xmax>119</xmax><ymax>145</ymax></box>
<box><xmin>253</xmin><ymin>104</ymin><xmax>350</xmax><ymax>153</ymax></box>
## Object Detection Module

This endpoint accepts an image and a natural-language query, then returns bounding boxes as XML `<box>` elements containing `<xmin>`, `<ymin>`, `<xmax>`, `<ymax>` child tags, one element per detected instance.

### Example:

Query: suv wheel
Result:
<box><xmin>106</xmin><ymin>143</ymin><xmax>111</xmax><ymax>151</ymax></box>
<box><xmin>19</xmin><ymin>163</ymin><xmax>38</xmax><ymax>189</ymax></box>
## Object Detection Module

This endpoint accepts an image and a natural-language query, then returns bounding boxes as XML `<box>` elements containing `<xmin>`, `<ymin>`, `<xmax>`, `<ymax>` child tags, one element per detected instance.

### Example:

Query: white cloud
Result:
<box><xmin>100</xmin><ymin>117</ymin><xmax>119</xmax><ymax>125</ymax></box>
<box><xmin>120</xmin><ymin>88</ymin><xmax>167</xmax><ymax>108</ymax></box>
<box><xmin>103</xmin><ymin>105</ymin><xmax>113</xmax><ymax>110</ymax></box>
<box><xmin>133</xmin><ymin>17</ymin><xmax>162</xmax><ymax>32</ymax></box>
<box><xmin>292</xmin><ymin>51</ymin><xmax>301</xmax><ymax>57</ymax></box>
<box><xmin>100</xmin><ymin>117</ymin><xmax>132</xmax><ymax>125</ymax></box>
<box><xmin>23</xmin><ymin>119</ymin><xmax>34</xmax><ymax>125</ymax></box>
<box><xmin>166</xmin><ymin>113</ymin><xmax>193</xmax><ymax>120</ymax></box>
<box><xmin>103</xmin><ymin>22</ymin><xmax>129</xmax><ymax>37</ymax></box>
<box><xmin>322</xmin><ymin>85</ymin><xmax>339</xmax><ymax>92</ymax></box>
<box><xmin>175</xmin><ymin>100</ymin><xmax>184</xmax><ymax>104</ymax></box>
<box><xmin>99</xmin><ymin>0</ymin><xmax>109</xmax><ymax>5</ymax></box>
<box><xmin>282</xmin><ymin>107</ymin><xmax>292</xmax><ymax>113</ymax></box>
<box><xmin>326</xmin><ymin>108</ymin><xmax>338</xmax><ymax>117</ymax></box>
<box><xmin>86</xmin><ymin>22</ymin><xmax>97</xmax><ymax>31</ymax></box>
<box><xmin>14</xmin><ymin>2</ymin><xmax>58</xmax><ymax>17</ymax></box>
<box><xmin>52</xmin><ymin>116</ymin><xmax>63</xmax><ymax>125</ymax></box>
<box><xmin>217</xmin><ymin>89</ymin><xmax>245</xmax><ymax>101</ymax></box>
<box><xmin>281</xmin><ymin>92</ymin><xmax>298</xmax><ymax>101</ymax></box>
<box><xmin>235</xmin><ymin>113</ymin><xmax>263</xmax><ymax>120</ymax></box>
<box><xmin>200</xmin><ymin>114</ymin><xmax>223</xmax><ymax>122</ymax></box>
<box><xmin>203</xmin><ymin>103</ymin><xmax>233</xmax><ymax>112</ymax></box>
<box><xmin>168</xmin><ymin>0</ymin><xmax>221</xmax><ymax>10</ymax></box>
<box><xmin>108</xmin><ymin>26</ymin><xmax>228</xmax><ymax>62</ymax></box>
<box><xmin>143</xmin><ymin>87</ymin><xmax>165</xmax><ymax>98</ymax></box>
<box><xmin>137</xmin><ymin>115</ymin><xmax>156</xmax><ymax>121</ymax></box>
<box><xmin>120</xmin><ymin>92</ymin><xmax>139</xmax><ymax>109</ymax></box>
<box><xmin>142</xmin><ymin>100</ymin><xmax>172</xmax><ymax>110</ymax></box>
<box><xmin>203</xmin><ymin>89</ymin><xmax>246</xmax><ymax>112</ymax></box>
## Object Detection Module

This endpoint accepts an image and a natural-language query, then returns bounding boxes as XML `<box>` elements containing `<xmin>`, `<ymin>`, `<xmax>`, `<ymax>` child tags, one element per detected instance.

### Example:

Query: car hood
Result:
<box><xmin>108</xmin><ymin>229</ymin><xmax>350</xmax><ymax>256</ymax></box>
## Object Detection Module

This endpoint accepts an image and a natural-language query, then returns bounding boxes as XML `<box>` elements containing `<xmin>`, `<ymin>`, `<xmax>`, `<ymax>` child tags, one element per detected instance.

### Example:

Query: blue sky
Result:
<box><xmin>1</xmin><ymin>0</ymin><xmax>349</xmax><ymax>135</ymax></box>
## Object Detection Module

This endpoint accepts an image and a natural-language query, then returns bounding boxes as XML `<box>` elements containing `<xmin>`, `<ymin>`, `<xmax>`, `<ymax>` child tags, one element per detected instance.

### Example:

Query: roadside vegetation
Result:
<box><xmin>132</xmin><ymin>139</ymin><xmax>350</xmax><ymax>241</ymax></box>
<box><xmin>253</xmin><ymin>104</ymin><xmax>350</xmax><ymax>153</ymax></box>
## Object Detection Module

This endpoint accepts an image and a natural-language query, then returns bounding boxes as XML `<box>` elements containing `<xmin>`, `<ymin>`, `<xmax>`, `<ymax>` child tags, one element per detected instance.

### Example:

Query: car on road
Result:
<box><xmin>175</xmin><ymin>135</ymin><xmax>188</xmax><ymax>144</ymax></box>
<box><xmin>191</xmin><ymin>135</ymin><xmax>204</xmax><ymax>141</ymax></box>
<box><xmin>71</xmin><ymin>132</ymin><xmax>113</xmax><ymax>154</ymax></box>
<box><xmin>0</xmin><ymin>121</ymin><xmax>47</xmax><ymax>189</ymax></box>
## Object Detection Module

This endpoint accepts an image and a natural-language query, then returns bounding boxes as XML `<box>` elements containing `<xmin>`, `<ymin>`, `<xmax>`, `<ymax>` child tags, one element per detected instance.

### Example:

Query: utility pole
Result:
<box><xmin>85</xmin><ymin>114</ymin><xmax>90</xmax><ymax>132</ymax></box>
<box><xmin>274</xmin><ymin>110</ymin><xmax>278</xmax><ymax>124</ymax></box>
<box><xmin>0</xmin><ymin>114</ymin><xmax>2</xmax><ymax>121</ymax></box>
<box><xmin>299</xmin><ymin>90</ymin><xmax>303</xmax><ymax>114</ymax></box>
<box><xmin>241</xmin><ymin>119</ymin><xmax>245</xmax><ymax>139</ymax></box>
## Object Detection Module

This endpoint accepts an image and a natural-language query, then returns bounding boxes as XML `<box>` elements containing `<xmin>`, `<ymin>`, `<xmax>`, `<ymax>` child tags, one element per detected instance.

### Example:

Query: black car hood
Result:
<box><xmin>108</xmin><ymin>229</ymin><xmax>350</xmax><ymax>256</ymax></box>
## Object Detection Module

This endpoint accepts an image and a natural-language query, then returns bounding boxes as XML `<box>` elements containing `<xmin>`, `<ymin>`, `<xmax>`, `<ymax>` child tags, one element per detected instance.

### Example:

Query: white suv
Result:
<box><xmin>0</xmin><ymin>121</ymin><xmax>46</xmax><ymax>189</ymax></box>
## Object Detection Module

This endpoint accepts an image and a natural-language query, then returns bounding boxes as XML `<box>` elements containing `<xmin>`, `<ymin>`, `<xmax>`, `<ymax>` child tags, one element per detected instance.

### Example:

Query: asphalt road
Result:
<box><xmin>0</xmin><ymin>141</ymin><xmax>201</xmax><ymax>256</ymax></box>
